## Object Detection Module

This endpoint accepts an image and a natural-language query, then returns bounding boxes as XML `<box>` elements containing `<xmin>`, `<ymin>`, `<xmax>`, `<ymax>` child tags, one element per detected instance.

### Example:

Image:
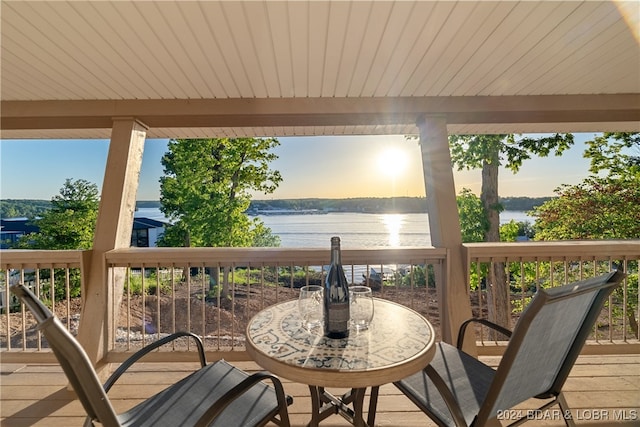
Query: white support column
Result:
<box><xmin>77</xmin><ymin>118</ymin><xmax>147</xmax><ymax>367</ymax></box>
<box><xmin>417</xmin><ymin>116</ymin><xmax>475</xmax><ymax>355</ymax></box>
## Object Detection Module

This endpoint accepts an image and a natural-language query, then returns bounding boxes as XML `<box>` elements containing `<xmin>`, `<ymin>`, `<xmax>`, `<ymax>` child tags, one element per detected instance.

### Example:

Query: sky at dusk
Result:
<box><xmin>1</xmin><ymin>133</ymin><xmax>597</xmax><ymax>202</ymax></box>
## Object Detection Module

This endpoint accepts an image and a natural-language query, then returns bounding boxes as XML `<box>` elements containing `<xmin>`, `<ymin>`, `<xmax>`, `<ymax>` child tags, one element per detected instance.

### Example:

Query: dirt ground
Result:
<box><xmin>112</xmin><ymin>284</ymin><xmax>456</xmax><ymax>349</ymax></box>
<box><xmin>6</xmin><ymin>282</ymin><xmax>624</xmax><ymax>350</ymax></box>
<box><xmin>3</xmin><ymin>284</ymin><xmax>462</xmax><ymax>350</ymax></box>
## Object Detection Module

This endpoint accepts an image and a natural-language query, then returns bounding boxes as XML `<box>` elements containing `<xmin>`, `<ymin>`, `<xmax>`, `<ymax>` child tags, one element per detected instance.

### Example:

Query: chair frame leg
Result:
<box><xmin>556</xmin><ymin>393</ymin><xmax>576</xmax><ymax>427</ymax></box>
<box><xmin>504</xmin><ymin>393</ymin><xmax>575</xmax><ymax>427</ymax></box>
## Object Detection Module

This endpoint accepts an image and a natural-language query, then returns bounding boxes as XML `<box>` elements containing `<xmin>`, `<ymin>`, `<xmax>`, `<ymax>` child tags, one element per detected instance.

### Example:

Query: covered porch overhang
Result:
<box><xmin>2</xmin><ymin>94</ymin><xmax>639</xmax><ymax>137</ymax></box>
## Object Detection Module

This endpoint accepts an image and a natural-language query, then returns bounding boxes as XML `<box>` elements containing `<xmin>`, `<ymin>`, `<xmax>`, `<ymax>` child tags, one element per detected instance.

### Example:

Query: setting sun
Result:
<box><xmin>378</xmin><ymin>148</ymin><xmax>408</xmax><ymax>178</ymax></box>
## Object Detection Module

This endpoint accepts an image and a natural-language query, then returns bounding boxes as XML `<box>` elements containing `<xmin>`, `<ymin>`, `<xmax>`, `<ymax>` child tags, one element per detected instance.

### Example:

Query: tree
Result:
<box><xmin>533</xmin><ymin>133</ymin><xmax>640</xmax><ymax>240</ymax></box>
<box><xmin>159</xmin><ymin>138</ymin><xmax>282</xmax><ymax>247</ymax></box>
<box><xmin>449</xmin><ymin>134</ymin><xmax>574</xmax><ymax>241</ymax></box>
<box><xmin>19</xmin><ymin>178</ymin><xmax>99</xmax><ymax>250</ymax></box>
<box><xmin>532</xmin><ymin>132</ymin><xmax>639</xmax><ymax>337</ymax></box>
<box><xmin>532</xmin><ymin>176</ymin><xmax>640</xmax><ymax>240</ymax></box>
<box><xmin>16</xmin><ymin>179</ymin><xmax>99</xmax><ymax>300</ymax></box>
<box><xmin>159</xmin><ymin>138</ymin><xmax>282</xmax><ymax>296</ymax></box>
<box><xmin>456</xmin><ymin>188</ymin><xmax>488</xmax><ymax>243</ymax></box>
<box><xmin>457</xmin><ymin>190</ymin><xmax>535</xmax><ymax>243</ymax></box>
<box><xmin>584</xmin><ymin>132</ymin><xmax>639</xmax><ymax>178</ymax></box>
<box><xmin>449</xmin><ymin>133</ymin><xmax>574</xmax><ymax>329</ymax></box>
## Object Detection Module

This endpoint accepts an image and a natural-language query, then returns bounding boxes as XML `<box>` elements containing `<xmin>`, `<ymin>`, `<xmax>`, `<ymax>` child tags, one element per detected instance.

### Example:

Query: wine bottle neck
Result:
<box><xmin>331</xmin><ymin>247</ymin><xmax>342</xmax><ymax>265</ymax></box>
<box><xmin>330</xmin><ymin>236</ymin><xmax>342</xmax><ymax>265</ymax></box>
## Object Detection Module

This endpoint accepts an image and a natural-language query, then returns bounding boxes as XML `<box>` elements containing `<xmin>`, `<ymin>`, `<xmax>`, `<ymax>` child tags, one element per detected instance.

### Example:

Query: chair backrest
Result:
<box><xmin>10</xmin><ymin>284</ymin><xmax>121</xmax><ymax>426</ymax></box>
<box><xmin>475</xmin><ymin>270</ymin><xmax>625</xmax><ymax>425</ymax></box>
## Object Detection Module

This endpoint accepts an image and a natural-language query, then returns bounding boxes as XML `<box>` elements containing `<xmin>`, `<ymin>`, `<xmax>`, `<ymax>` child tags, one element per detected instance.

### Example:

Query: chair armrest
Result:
<box><xmin>457</xmin><ymin>318</ymin><xmax>512</xmax><ymax>349</ymax></box>
<box><xmin>423</xmin><ymin>365</ymin><xmax>468</xmax><ymax>427</ymax></box>
<box><xmin>195</xmin><ymin>371</ymin><xmax>292</xmax><ymax>427</ymax></box>
<box><xmin>103</xmin><ymin>332</ymin><xmax>206</xmax><ymax>392</ymax></box>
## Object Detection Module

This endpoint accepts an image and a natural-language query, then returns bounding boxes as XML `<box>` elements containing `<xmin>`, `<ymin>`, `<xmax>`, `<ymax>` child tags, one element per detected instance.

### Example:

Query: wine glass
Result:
<box><xmin>350</xmin><ymin>286</ymin><xmax>374</xmax><ymax>331</ymax></box>
<box><xmin>298</xmin><ymin>285</ymin><xmax>324</xmax><ymax>332</ymax></box>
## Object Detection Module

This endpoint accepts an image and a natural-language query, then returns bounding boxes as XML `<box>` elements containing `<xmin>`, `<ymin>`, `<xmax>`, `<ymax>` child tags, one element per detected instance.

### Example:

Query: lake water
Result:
<box><xmin>135</xmin><ymin>209</ymin><xmax>533</xmax><ymax>248</ymax></box>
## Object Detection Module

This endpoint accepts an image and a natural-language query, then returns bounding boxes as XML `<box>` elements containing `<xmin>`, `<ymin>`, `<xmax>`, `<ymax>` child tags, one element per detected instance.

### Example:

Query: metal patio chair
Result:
<box><xmin>392</xmin><ymin>269</ymin><xmax>625</xmax><ymax>427</ymax></box>
<box><xmin>10</xmin><ymin>284</ymin><xmax>292</xmax><ymax>427</ymax></box>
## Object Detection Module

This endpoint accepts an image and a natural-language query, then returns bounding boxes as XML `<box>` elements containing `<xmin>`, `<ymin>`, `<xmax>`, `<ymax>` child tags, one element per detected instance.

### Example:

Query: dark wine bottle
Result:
<box><xmin>324</xmin><ymin>236</ymin><xmax>350</xmax><ymax>338</ymax></box>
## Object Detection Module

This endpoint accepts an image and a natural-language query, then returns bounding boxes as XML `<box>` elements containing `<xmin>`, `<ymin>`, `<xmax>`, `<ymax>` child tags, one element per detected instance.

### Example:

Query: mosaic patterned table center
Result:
<box><xmin>247</xmin><ymin>299</ymin><xmax>433</xmax><ymax>371</ymax></box>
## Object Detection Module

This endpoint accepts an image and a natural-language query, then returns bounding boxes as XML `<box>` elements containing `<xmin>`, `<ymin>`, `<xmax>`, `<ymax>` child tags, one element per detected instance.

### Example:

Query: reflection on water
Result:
<box><xmin>259</xmin><ymin>212</ymin><xmax>431</xmax><ymax>248</ymax></box>
<box><xmin>381</xmin><ymin>214</ymin><xmax>403</xmax><ymax>247</ymax></box>
<box><xmin>135</xmin><ymin>209</ymin><xmax>531</xmax><ymax>248</ymax></box>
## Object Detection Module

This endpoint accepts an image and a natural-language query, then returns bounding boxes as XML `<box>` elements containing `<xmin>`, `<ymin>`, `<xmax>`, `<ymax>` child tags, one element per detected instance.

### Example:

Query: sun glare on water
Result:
<box><xmin>382</xmin><ymin>214</ymin><xmax>403</xmax><ymax>247</ymax></box>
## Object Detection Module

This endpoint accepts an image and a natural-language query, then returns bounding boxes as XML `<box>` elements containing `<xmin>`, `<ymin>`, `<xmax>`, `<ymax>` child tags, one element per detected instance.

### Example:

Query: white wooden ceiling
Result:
<box><xmin>1</xmin><ymin>0</ymin><xmax>639</xmax><ymax>138</ymax></box>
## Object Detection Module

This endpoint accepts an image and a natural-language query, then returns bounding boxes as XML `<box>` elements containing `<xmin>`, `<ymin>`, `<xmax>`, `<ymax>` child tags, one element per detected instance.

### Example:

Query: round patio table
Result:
<box><xmin>246</xmin><ymin>298</ymin><xmax>435</xmax><ymax>427</ymax></box>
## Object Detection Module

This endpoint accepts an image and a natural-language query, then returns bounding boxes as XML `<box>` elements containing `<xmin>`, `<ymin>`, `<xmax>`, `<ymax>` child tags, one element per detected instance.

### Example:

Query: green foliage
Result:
<box><xmin>499</xmin><ymin>220</ymin><xmax>534</xmax><ymax>242</ymax></box>
<box><xmin>3</xmin><ymin>269</ymin><xmax>83</xmax><ymax>309</ymax></box>
<box><xmin>530</xmin><ymin>133</ymin><xmax>639</xmax><ymax>336</ymax></box>
<box><xmin>450</xmin><ymin>133</ymin><xmax>574</xmax><ymax>326</ymax></box>
<box><xmin>1</xmin><ymin>199</ymin><xmax>51</xmax><ymax>218</ymax></box>
<box><xmin>500</xmin><ymin>256</ymin><xmax>638</xmax><ymax>337</ymax></box>
<box><xmin>400</xmin><ymin>265</ymin><xmax>436</xmax><ymax>288</ymax></box>
<box><xmin>456</xmin><ymin>188</ymin><xmax>488</xmax><ymax>243</ymax></box>
<box><xmin>498</xmin><ymin>197</ymin><xmax>551</xmax><ymax>211</ymax></box>
<box><xmin>584</xmin><ymin>132</ymin><xmax>639</xmax><ymax>178</ymax></box>
<box><xmin>158</xmin><ymin>138</ymin><xmax>282</xmax><ymax>248</ymax></box>
<box><xmin>17</xmin><ymin>179</ymin><xmax>99</xmax><ymax>250</ymax></box>
<box><xmin>457</xmin><ymin>190</ymin><xmax>534</xmax><ymax>242</ymax></box>
<box><xmin>125</xmin><ymin>273</ymin><xmax>146</xmax><ymax>296</ymax></box>
<box><xmin>611</xmin><ymin>270</ymin><xmax>638</xmax><ymax>334</ymax></box>
<box><xmin>250</xmin><ymin>220</ymin><xmax>281</xmax><ymax>247</ymax></box>
<box><xmin>467</xmin><ymin>262</ymin><xmax>487</xmax><ymax>292</ymax></box>
<box><xmin>449</xmin><ymin>133</ymin><xmax>574</xmax><ymax>174</ymax></box>
<box><xmin>43</xmin><ymin>270</ymin><xmax>83</xmax><ymax>301</ymax></box>
<box><xmin>532</xmin><ymin>176</ymin><xmax>640</xmax><ymax>240</ymax></box>
<box><xmin>511</xmin><ymin>296</ymin><xmax>534</xmax><ymax>314</ymax></box>
<box><xmin>499</xmin><ymin>220</ymin><xmax>520</xmax><ymax>242</ymax></box>
<box><xmin>449</xmin><ymin>133</ymin><xmax>574</xmax><ymax>242</ymax></box>
<box><xmin>125</xmin><ymin>269</ymin><xmax>173</xmax><ymax>296</ymax></box>
<box><xmin>264</xmin><ymin>266</ymin><xmax>323</xmax><ymax>288</ymax></box>
<box><xmin>532</xmin><ymin>133</ymin><xmax>640</xmax><ymax>241</ymax></box>
<box><xmin>12</xmin><ymin>179</ymin><xmax>99</xmax><ymax>300</ymax></box>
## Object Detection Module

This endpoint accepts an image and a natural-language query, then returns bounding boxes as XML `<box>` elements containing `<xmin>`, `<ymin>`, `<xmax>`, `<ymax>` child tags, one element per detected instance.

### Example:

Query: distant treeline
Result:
<box><xmin>1</xmin><ymin>199</ymin><xmax>52</xmax><ymax>219</ymax></box>
<box><xmin>2</xmin><ymin>196</ymin><xmax>552</xmax><ymax>218</ymax></box>
<box><xmin>249</xmin><ymin>197</ymin><xmax>552</xmax><ymax>213</ymax></box>
<box><xmin>499</xmin><ymin>197</ymin><xmax>552</xmax><ymax>211</ymax></box>
<box><xmin>250</xmin><ymin>197</ymin><xmax>427</xmax><ymax>213</ymax></box>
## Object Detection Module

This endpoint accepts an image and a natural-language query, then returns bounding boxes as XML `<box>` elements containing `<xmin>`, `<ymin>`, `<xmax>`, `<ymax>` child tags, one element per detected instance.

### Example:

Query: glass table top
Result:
<box><xmin>246</xmin><ymin>298</ymin><xmax>435</xmax><ymax>388</ymax></box>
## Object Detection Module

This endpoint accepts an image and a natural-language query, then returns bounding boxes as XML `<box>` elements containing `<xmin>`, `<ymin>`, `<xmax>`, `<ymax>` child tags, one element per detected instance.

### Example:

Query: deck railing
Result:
<box><xmin>2</xmin><ymin>241</ymin><xmax>638</xmax><ymax>363</ymax></box>
<box><xmin>464</xmin><ymin>240</ymin><xmax>640</xmax><ymax>352</ymax></box>
<box><xmin>102</xmin><ymin>247</ymin><xmax>447</xmax><ymax>362</ymax></box>
<box><xmin>0</xmin><ymin>249</ymin><xmax>89</xmax><ymax>357</ymax></box>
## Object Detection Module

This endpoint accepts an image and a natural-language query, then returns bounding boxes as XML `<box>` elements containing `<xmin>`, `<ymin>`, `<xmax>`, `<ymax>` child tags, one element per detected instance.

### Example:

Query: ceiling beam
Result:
<box><xmin>2</xmin><ymin>95</ymin><xmax>639</xmax><ymax>131</ymax></box>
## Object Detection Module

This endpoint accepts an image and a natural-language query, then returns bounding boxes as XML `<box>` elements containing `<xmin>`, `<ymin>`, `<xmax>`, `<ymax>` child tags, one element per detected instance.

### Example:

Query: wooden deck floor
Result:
<box><xmin>1</xmin><ymin>354</ymin><xmax>638</xmax><ymax>426</ymax></box>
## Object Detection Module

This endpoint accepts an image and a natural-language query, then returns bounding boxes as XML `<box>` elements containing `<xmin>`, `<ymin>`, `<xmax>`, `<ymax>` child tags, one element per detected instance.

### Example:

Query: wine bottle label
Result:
<box><xmin>326</xmin><ymin>303</ymin><xmax>349</xmax><ymax>335</ymax></box>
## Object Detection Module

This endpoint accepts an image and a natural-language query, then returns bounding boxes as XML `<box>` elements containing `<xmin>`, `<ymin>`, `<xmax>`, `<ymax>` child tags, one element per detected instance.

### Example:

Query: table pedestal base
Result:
<box><xmin>307</xmin><ymin>386</ymin><xmax>380</xmax><ymax>427</ymax></box>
